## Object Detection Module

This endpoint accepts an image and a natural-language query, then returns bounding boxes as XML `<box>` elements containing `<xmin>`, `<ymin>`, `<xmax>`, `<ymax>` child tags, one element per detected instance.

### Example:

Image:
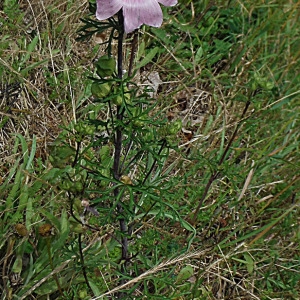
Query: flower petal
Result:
<box><xmin>123</xmin><ymin>0</ymin><xmax>163</xmax><ymax>33</ymax></box>
<box><xmin>158</xmin><ymin>0</ymin><xmax>178</xmax><ymax>6</ymax></box>
<box><xmin>96</xmin><ymin>0</ymin><xmax>122</xmax><ymax>20</ymax></box>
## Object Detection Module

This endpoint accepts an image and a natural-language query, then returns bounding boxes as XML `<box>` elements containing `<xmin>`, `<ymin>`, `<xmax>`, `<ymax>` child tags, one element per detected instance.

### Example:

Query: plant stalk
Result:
<box><xmin>114</xmin><ymin>9</ymin><xmax>129</xmax><ymax>290</ymax></box>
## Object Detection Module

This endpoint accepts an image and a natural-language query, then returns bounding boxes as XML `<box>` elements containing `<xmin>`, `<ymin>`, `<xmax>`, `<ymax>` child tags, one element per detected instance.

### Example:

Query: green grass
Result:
<box><xmin>1</xmin><ymin>0</ymin><xmax>299</xmax><ymax>299</ymax></box>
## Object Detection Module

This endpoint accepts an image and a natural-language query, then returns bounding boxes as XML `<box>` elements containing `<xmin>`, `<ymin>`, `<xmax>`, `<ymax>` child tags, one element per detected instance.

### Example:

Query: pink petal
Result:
<box><xmin>96</xmin><ymin>0</ymin><xmax>122</xmax><ymax>20</ymax></box>
<box><xmin>96</xmin><ymin>0</ymin><xmax>178</xmax><ymax>33</ymax></box>
<box><xmin>123</xmin><ymin>0</ymin><xmax>163</xmax><ymax>33</ymax></box>
<box><xmin>158</xmin><ymin>0</ymin><xmax>178</xmax><ymax>6</ymax></box>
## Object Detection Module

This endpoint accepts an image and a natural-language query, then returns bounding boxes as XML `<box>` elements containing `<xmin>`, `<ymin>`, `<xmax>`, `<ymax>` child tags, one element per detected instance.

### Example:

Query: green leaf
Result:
<box><xmin>95</xmin><ymin>55</ymin><xmax>116</xmax><ymax>77</ymax></box>
<box><xmin>136</xmin><ymin>40</ymin><xmax>145</xmax><ymax>61</ymax></box>
<box><xmin>20</xmin><ymin>59</ymin><xmax>48</xmax><ymax>76</ymax></box>
<box><xmin>176</xmin><ymin>265</ymin><xmax>194</xmax><ymax>284</ymax></box>
<box><xmin>15</xmin><ymin>134</ymin><xmax>29</xmax><ymax>167</ymax></box>
<box><xmin>25</xmin><ymin>135</ymin><xmax>36</xmax><ymax>170</ymax></box>
<box><xmin>16</xmin><ymin>185</ymin><xmax>29</xmax><ymax>215</ymax></box>
<box><xmin>244</xmin><ymin>253</ymin><xmax>254</xmax><ymax>274</ymax></box>
<box><xmin>12</xmin><ymin>254</ymin><xmax>23</xmax><ymax>273</ymax></box>
<box><xmin>23</xmin><ymin>254</ymin><xmax>34</xmax><ymax>285</ymax></box>
<box><xmin>59</xmin><ymin>209</ymin><xmax>69</xmax><ymax>236</ymax></box>
<box><xmin>100</xmin><ymin>145</ymin><xmax>112</xmax><ymax>167</ymax></box>
<box><xmin>89</xmin><ymin>279</ymin><xmax>101</xmax><ymax>296</ymax></box>
<box><xmin>135</xmin><ymin>47</ymin><xmax>159</xmax><ymax>70</ymax></box>
<box><xmin>195</xmin><ymin>46</ymin><xmax>203</xmax><ymax>63</ymax></box>
<box><xmin>231</xmin><ymin>253</ymin><xmax>254</xmax><ymax>275</ymax></box>
<box><xmin>5</xmin><ymin>168</ymin><xmax>23</xmax><ymax>220</ymax></box>
<box><xmin>20</xmin><ymin>35</ymin><xmax>39</xmax><ymax>66</ymax></box>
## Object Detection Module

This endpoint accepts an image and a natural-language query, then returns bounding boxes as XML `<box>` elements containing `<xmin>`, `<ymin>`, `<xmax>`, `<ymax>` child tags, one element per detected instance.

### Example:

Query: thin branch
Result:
<box><xmin>78</xmin><ymin>233</ymin><xmax>94</xmax><ymax>295</ymax></box>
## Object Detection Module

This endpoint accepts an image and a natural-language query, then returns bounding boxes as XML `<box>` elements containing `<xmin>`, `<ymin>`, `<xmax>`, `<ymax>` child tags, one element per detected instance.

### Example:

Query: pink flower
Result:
<box><xmin>96</xmin><ymin>0</ymin><xmax>177</xmax><ymax>33</ymax></box>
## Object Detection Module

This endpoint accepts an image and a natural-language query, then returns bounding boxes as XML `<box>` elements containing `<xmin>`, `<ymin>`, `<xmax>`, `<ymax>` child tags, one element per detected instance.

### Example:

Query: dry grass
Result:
<box><xmin>0</xmin><ymin>0</ymin><xmax>95</xmax><ymax>162</ymax></box>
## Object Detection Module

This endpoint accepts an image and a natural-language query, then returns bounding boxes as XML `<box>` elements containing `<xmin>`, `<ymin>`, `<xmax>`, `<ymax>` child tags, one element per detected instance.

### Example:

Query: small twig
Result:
<box><xmin>78</xmin><ymin>233</ymin><xmax>94</xmax><ymax>295</ymax></box>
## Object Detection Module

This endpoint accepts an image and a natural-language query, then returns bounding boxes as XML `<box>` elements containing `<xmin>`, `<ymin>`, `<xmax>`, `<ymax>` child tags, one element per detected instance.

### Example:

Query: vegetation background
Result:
<box><xmin>0</xmin><ymin>0</ymin><xmax>299</xmax><ymax>299</ymax></box>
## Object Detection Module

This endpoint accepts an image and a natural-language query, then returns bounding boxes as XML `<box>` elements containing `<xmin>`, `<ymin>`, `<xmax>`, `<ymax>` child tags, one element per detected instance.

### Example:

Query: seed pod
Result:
<box><xmin>14</xmin><ymin>224</ymin><xmax>28</xmax><ymax>237</ymax></box>
<box><xmin>38</xmin><ymin>223</ymin><xmax>53</xmax><ymax>237</ymax></box>
<box><xmin>120</xmin><ymin>175</ymin><xmax>133</xmax><ymax>185</ymax></box>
